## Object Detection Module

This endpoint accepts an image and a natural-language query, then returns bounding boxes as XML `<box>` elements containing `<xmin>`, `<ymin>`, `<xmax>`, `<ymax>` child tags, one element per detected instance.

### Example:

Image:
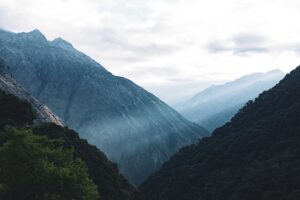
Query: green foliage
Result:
<box><xmin>0</xmin><ymin>90</ymin><xmax>34</xmax><ymax>128</ymax></box>
<box><xmin>0</xmin><ymin>127</ymin><xmax>100</xmax><ymax>200</ymax></box>
<box><xmin>33</xmin><ymin>123</ymin><xmax>143</xmax><ymax>200</ymax></box>
<box><xmin>141</xmin><ymin>66</ymin><xmax>300</xmax><ymax>200</ymax></box>
<box><xmin>0</xmin><ymin>86</ymin><xmax>141</xmax><ymax>200</ymax></box>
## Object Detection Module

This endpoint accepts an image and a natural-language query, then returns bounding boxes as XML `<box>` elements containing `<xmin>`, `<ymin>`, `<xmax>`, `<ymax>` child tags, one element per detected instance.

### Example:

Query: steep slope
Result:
<box><xmin>141</xmin><ymin>65</ymin><xmax>300</xmax><ymax>200</ymax></box>
<box><xmin>176</xmin><ymin>70</ymin><xmax>285</xmax><ymax>131</ymax></box>
<box><xmin>0</xmin><ymin>84</ymin><xmax>142</xmax><ymax>200</ymax></box>
<box><xmin>0</xmin><ymin>58</ymin><xmax>63</xmax><ymax>126</ymax></box>
<box><xmin>0</xmin><ymin>29</ymin><xmax>208</xmax><ymax>185</ymax></box>
<box><xmin>33</xmin><ymin>124</ymin><xmax>143</xmax><ymax>200</ymax></box>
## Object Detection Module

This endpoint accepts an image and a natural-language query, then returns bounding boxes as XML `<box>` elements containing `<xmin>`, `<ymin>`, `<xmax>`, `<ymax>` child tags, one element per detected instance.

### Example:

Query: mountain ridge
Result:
<box><xmin>176</xmin><ymin>69</ymin><xmax>285</xmax><ymax>131</ymax></box>
<box><xmin>141</xmin><ymin>65</ymin><xmax>300</xmax><ymax>200</ymax></box>
<box><xmin>0</xmin><ymin>29</ymin><xmax>208</xmax><ymax>185</ymax></box>
<box><xmin>0</xmin><ymin>58</ymin><xmax>143</xmax><ymax>200</ymax></box>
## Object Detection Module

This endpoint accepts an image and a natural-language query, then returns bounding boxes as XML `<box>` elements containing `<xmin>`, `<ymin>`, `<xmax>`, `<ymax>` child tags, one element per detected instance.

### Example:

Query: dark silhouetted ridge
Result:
<box><xmin>141</xmin><ymin>65</ymin><xmax>300</xmax><ymax>200</ymax></box>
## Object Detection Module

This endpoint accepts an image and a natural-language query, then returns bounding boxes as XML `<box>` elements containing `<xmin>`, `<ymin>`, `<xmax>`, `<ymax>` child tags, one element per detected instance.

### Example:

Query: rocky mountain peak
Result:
<box><xmin>15</xmin><ymin>29</ymin><xmax>47</xmax><ymax>45</ymax></box>
<box><xmin>51</xmin><ymin>37</ymin><xmax>74</xmax><ymax>50</ymax></box>
<box><xmin>27</xmin><ymin>29</ymin><xmax>46</xmax><ymax>39</ymax></box>
<box><xmin>0</xmin><ymin>29</ymin><xmax>208</xmax><ymax>185</ymax></box>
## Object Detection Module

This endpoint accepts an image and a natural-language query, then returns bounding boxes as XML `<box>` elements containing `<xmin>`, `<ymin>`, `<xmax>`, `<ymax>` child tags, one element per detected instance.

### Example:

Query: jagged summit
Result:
<box><xmin>0</xmin><ymin>29</ymin><xmax>208</xmax><ymax>185</ymax></box>
<box><xmin>0</xmin><ymin>29</ymin><xmax>109</xmax><ymax>72</ymax></box>
<box><xmin>28</xmin><ymin>28</ymin><xmax>44</xmax><ymax>35</ymax></box>
<box><xmin>51</xmin><ymin>37</ymin><xmax>74</xmax><ymax>49</ymax></box>
<box><xmin>18</xmin><ymin>29</ymin><xmax>47</xmax><ymax>42</ymax></box>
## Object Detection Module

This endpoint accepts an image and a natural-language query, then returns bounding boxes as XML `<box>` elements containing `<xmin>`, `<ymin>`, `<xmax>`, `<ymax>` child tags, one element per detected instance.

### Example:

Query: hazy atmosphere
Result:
<box><xmin>1</xmin><ymin>0</ymin><xmax>300</xmax><ymax>103</ymax></box>
<box><xmin>1</xmin><ymin>0</ymin><xmax>300</xmax><ymax>199</ymax></box>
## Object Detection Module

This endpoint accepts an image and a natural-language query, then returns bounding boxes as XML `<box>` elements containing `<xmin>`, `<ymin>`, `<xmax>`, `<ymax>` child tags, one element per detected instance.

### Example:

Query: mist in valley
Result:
<box><xmin>0</xmin><ymin>0</ymin><xmax>300</xmax><ymax>200</ymax></box>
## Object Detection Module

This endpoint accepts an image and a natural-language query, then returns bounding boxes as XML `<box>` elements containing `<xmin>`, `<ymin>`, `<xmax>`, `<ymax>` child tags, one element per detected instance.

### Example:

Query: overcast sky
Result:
<box><xmin>1</xmin><ymin>0</ymin><xmax>300</xmax><ymax>104</ymax></box>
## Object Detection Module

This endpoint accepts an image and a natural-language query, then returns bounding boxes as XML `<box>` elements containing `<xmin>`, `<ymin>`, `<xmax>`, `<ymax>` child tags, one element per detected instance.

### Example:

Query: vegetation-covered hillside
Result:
<box><xmin>0</xmin><ymin>29</ymin><xmax>208</xmax><ymax>185</ymax></box>
<box><xmin>33</xmin><ymin>123</ymin><xmax>142</xmax><ymax>200</ymax></box>
<box><xmin>141</xmin><ymin>65</ymin><xmax>300</xmax><ymax>200</ymax></box>
<box><xmin>0</xmin><ymin>89</ymin><xmax>142</xmax><ymax>200</ymax></box>
<box><xmin>0</xmin><ymin>127</ymin><xmax>100</xmax><ymax>200</ymax></box>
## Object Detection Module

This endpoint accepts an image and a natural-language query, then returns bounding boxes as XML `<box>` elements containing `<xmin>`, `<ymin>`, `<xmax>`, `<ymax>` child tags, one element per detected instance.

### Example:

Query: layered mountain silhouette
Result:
<box><xmin>0</xmin><ymin>59</ymin><xmax>142</xmax><ymax>200</ymax></box>
<box><xmin>176</xmin><ymin>70</ymin><xmax>285</xmax><ymax>131</ymax></box>
<box><xmin>0</xmin><ymin>29</ymin><xmax>208</xmax><ymax>185</ymax></box>
<box><xmin>141</xmin><ymin>65</ymin><xmax>300</xmax><ymax>200</ymax></box>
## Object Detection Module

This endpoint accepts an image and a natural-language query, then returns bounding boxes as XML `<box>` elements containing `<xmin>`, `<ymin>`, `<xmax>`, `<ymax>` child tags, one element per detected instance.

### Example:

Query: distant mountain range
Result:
<box><xmin>0</xmin><ymin>29</ymin><xmax>208</xmax><ymax>185</ymax></box>
<box><xmin>176</xmin><ymin>70</ymin><xmax>285</xmax><ymax>131</ymax></box>
<box><xmin>141</xmin><ymin>65</ymin><xmax>300</xmax><ymax>200</ymax></box>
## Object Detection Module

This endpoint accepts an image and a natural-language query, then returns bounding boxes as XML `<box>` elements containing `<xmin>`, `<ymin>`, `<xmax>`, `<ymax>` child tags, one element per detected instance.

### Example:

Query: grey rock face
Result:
<box><xmin>0</xmin><ymin>58</ymin><xmax>64</xmax><ymax>126</ymax></box>
<box><xmin>176</xmin><ymin>70</ymin><xmax>285</xmax><ymax>132</ymax></box>
<box><xmin>0</xmin><ymin>29</ymin><xmax>208</xmax><ymax>185</ymax></box>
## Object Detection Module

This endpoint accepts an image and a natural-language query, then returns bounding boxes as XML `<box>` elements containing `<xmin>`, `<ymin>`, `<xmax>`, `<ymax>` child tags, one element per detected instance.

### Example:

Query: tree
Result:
<box><xmin>0</xmin><ymin>127</ymin><xmax>100</xmax><ymax>200</ymax></box>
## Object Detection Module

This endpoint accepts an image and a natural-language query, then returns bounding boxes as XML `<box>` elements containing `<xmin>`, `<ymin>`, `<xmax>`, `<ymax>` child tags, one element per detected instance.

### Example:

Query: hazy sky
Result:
<box><xmin>1</xmin><ymin>0</ymin><xmax>300</xmax><ymax>103</ymax></box>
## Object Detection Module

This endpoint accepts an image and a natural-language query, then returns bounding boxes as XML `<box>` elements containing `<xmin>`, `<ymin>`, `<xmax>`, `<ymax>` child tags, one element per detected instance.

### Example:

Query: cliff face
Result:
<box><xmin>0</xmin><ymin>29</ymin><xmax>208</xmax><ymax>185</ymax></box>
<box><xmin>0</xmin><ymin>58</ymin><xmax>63</xmax><ymax>126</ymax></box>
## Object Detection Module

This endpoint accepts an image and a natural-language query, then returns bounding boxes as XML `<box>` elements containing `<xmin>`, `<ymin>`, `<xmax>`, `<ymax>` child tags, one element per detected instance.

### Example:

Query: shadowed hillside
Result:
<box><xmin>0</xmin><ymin>29</ymin><xmax>208</xmax><ymax>185</ymax></box>
<box><xmin>0</xmin><ymin>59</ymin><xmax>142</xmax><ymax>200</ymax></box>
<box><xmin>141</xmin><ymin>65</ymin><xmax>300</xmax><ymax>200</ymax></box>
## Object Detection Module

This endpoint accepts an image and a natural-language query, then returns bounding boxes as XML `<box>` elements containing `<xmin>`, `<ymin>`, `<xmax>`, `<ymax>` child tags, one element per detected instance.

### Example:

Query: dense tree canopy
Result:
<box><xmin>0</xmin><ymin>88</ymin><xmax>142</xmax><ymax>200</ymax></box>
<box><xmin>141</xmin><ymin>66</ymin><xmax>300</xmax><ymax>200</ymax></box>
<box><xmin>0</xmin><ymin>127</ymin><xmax>100</xmax><ymax>200</ymax></box>
<box><xmin>34</xmin><ymin>123</ymin><xmax>143</xmax><ymax>200</ymax></box>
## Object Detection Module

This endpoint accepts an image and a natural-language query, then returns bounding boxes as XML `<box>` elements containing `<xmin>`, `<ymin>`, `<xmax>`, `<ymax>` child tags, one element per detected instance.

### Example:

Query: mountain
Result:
<box><xmin>0</xmin><ymin>29</ymin><xmax>208</xmax><ymax>185</ymax></box>
<box><xmin>0</xmin><ymin>92</ymin><xmax>142</xmax><ymax>200</ymax></box>
<box><xmin>176</xmin><ymin>70</ymin><xmax>285</xmax><ymax>132</ymax></box>
<box><xmin>141</xmin><ymin>65</ymin><xmax>300</xmax><ymax>200</ymax></box>
<box><xmin>0</xmin><ymin>59</ymin><xmax>142</xmax><ymax>200</ymax></box>
<box><xmin>0</xmin><ymin>58</ymin><xmax>63</xmax><ymax>126</ymax></box>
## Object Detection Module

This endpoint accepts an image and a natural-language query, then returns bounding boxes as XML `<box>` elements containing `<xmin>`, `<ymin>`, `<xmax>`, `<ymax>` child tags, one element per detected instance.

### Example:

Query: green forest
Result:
<box><xmin>0</xmin><ymin>89</ymin><xmax>141</xmax><ymax>200</ymax></box>
<box><xmin>141</xmin><ymin>66</ymin><xmax>300</xmax><ymax>200</ymax></box>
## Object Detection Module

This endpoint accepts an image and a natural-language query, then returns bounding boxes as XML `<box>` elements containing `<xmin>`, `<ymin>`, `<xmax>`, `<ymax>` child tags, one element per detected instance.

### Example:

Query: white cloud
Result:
<box><xmin>0</xmin><ymin>0</ymin><xmax>300</xmax><ymax>103</ymax></box>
